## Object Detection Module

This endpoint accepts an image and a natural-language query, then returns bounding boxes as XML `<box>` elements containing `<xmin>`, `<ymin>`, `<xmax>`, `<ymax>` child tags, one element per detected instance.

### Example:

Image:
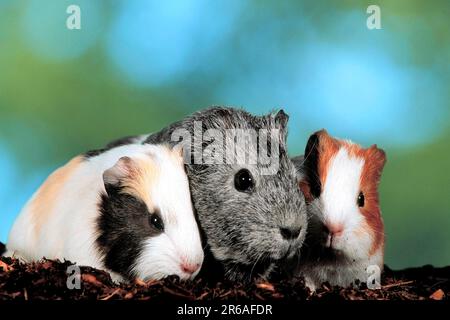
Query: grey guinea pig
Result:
<box><xmin>91</xmin><ymin>107</ymin><xmax>309</xmax><ymax>282</ymax></box>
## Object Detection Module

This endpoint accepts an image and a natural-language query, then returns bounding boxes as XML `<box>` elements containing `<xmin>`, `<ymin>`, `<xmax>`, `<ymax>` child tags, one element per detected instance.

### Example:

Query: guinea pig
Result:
<box><xmin>90</xmin><ymin>107</ymin><xmax>309</xmax><ymax>282</ymax></box>
<box><xmin>292</xmin><ymin>129</ymin><xmax>387</xmax><ymax>289</ymax></box>
<box><xmin>6</xmin><ymin>144</ymin><xmax>204</xmax><ymax>283</ymax></box>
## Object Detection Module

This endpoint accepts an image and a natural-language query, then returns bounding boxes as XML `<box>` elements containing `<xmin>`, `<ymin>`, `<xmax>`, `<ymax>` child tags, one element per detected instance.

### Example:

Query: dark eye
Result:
<box><xmin>149</xmin><ymin>213</ymin><xmax>164</xmax><ymax>231</ymax></box>
<box><xmin>357</xmin><ymin>192</ymin><xmax>365</xmax><ymax>208</ymax></box>
<box><xmin>234</xmin><ymin>169</ymin><xmax>254</xmax><ymax>192</ymax></box>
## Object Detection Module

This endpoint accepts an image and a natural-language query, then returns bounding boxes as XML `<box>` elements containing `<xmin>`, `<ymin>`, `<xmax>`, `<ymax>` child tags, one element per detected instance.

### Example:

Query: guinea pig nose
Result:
<box><xmin>326</xmin><ymin>223</ymin><xmax>344</xmax><ymax>236</ymax></box>
<box><xmin>180</xmin><ymin>262</ymin><xmax>200</xmax><ymax>275</ymax></box>
<box><xmin>280</xmin><ymin>226</ymin><xmax>301</xmax><ymax>240</ymax></box>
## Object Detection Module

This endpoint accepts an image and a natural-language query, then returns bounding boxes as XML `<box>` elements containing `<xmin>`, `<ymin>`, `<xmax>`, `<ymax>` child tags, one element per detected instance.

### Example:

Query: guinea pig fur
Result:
<box><xmin>6</xmin><ymin>144</ymin><xmax>204</xmax><ymax>283</ymax></box>
<box><xmin>95</xmin><ymin>107</ymin><xmax>309</xmax><ymax>282</ymax></box>
<box><xmin>292</xmin><ymin>130</ymin><xmax>387</xmax><ymax>289</ymax></box>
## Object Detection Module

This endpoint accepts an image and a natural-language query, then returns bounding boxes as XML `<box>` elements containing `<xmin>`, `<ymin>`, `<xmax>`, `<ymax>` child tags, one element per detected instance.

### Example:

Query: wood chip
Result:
<box><xmin>82</xmin><ymin>274</ymin><xmax>104</xmax><ymax>287</ymax></box>
<box><xmin>430</xmin><ymin>289</ymin><xmax>445</xmax><ymax>300</ymax></box>
<box><xmin>134</xmin><ymin>278</ymin><xmax>147</xmax><ymax>286</ymax></box>
<box><xmin>41</xmin><ymin>261</ymin><xmax>54</xmax><ymax>270</ymax></box>
<box><xmin>124</xmin><ymin>292</ymin><xmax>134</xmax><ymax>300</ymax></box>
<box><xmin>0</xmin><ymin>260</ymin><xmax>13</xmax><ymax>272</ymax></box>
<box><xmin>256</xmin><ymin>283</ymin><xmax>275</xmax><ymax>292</ymax></box>
<box><xmin>135</xmin><ymin>278</ymin><xmax>159</xmax><ymax>287</ymax></box>
<box><xmin>272</xmin><ymin>293</ymin><xmax>284</xmax><ymax>299</ymax></box>
<box><xmin>219</xmin><ymin>291</ymin><xmax>232</xmax><ymax>298</ymax></box>
<box><xmin>254</xmin><ymin>292</ymin><xmax>266</xmax><ymax>300</ymax></box>
<box><xmin>197</xmin><ymin>291</ymin><xmax>209</xmax><ymax>300</ymax></box>
<box><xmin>382</xmin><ymin>280</ymin><xmax>414</xmax><ymax>289</ymax></box>
<box><xmin>100</xmin><ymin>288</ymin><xmax>121</xmax><ymax>300</ymax></box>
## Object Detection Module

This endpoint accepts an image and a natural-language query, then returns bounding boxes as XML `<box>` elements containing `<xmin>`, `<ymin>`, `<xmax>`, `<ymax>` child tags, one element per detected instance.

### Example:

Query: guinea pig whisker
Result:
<box><xmin>248</xmin><ymin>251</ymin><xmax>269</xmax><ymax>282</ymax></box>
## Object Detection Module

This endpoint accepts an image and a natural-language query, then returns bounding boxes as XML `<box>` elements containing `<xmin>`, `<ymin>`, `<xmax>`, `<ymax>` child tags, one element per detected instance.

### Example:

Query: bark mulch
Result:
<box><xmin>0</xmin><ymin>244</ymin><xmax>448</xmax><ymax>301</ymax></box>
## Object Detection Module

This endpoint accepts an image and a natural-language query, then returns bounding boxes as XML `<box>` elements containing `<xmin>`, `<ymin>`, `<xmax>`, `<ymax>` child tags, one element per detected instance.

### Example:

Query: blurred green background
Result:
<box><xmin>0</xmin><ymin>0</ymin><xmax>449</xmax><ymax>269</ymax></box>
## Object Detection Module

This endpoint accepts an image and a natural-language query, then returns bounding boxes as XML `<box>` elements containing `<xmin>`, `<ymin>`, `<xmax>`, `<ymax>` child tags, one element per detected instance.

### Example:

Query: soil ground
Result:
<box><xmin>0</xmin><ymin>243</ymin><xmax>448</xmax><ymax>301</ymax></box>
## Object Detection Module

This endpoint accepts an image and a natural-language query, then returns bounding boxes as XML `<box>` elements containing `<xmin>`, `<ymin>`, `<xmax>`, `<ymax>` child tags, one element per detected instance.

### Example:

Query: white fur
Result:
<box><xmin>297</xmin><ymin>146</ymin><xmax>383</xmax><ymax>289</ymax></box>
<box><xmin>6</xmin><ymin>144</ymin><xmax>204</xmax><ymax>282</ymax></box>
<box><xmin>321</xmin><ymin>147</ymin><xmax>368</xmax><ymax>259</ymax></box>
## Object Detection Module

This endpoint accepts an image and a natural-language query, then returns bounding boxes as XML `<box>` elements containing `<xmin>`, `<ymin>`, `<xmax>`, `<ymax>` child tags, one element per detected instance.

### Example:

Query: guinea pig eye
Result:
<box><xmin>357</xmin><ymin>191</ymin><xmax>365</xmax><ymax>208</ymax></box>
<box><xmin>149</xmin><ymin>213</ymin><xmax>164</xmax><ymax>231</ymax></box>
<box><xmin>234</xmin><ymin>169</ymin><xmax>254</xmax><ymax>192</ymax></box>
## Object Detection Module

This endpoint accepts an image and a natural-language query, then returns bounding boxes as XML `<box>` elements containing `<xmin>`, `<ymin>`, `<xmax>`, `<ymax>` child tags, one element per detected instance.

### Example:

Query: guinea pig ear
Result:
<box><xmin>299</xmin><ymin>179</ymin><xmax>314</xmax><ymax>203</ymax></box>
<box><xmin>365</xmin><ymin>145</ymin><xmax>387</xmax><ymax>180</ymax></box>
<box><xmin>103</xmin><ymin>156</ymin><xmax>138</xmax><ymax>188</ymax></box>
<box><xmin>273</xmin><ymin>109</ymin><xmax>289</xmax><ymax>147</ymax></box>
<box><xmin>302</xmin><ymin>130</ymin><xmax>326</xmax><ymax>198</ymax></box>
<box><xmin>274</xmin><ymin>109</ymin><xmax>289</xmax><ymax>129</ymax></box>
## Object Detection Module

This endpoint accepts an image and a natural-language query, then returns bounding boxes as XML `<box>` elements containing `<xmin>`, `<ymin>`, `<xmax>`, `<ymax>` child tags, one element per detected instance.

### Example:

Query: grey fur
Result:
<box><xmin>106</xmin><ymin>107</ymin><xmax>308</xmax><ymax>281</ymax></box>
<box><xmin>291</xmin><ymin>156</ymin><xmax>305</xmax><ymax>177</ymax></box>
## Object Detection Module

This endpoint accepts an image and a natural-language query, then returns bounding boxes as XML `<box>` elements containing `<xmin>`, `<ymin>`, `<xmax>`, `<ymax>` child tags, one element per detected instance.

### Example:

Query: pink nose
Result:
<box><xmin>180</xmin><ymin>262</ymin><xmax>200</xmax><ymax>275</ymax></box>
<box><xmin>326</xmin><ymin>223</ymin><xmax>344</xmax><ymax>236</ymax></box>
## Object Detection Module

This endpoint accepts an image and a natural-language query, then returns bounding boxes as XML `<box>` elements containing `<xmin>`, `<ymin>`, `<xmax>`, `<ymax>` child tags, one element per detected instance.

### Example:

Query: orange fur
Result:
<box><xmin>117</xmin><ymin>147</ymin><xmax>184</xmax><ymax>226</ymax></box>
<box><xmin>30</xmin><ymin>156</ymin><xmax>83</xmax><ymax>237</ymax></box>
<box><xmin>315</xmin><ymin>130</ymin><xmax>340</xmax><ymax>187</ymax></box>
<box><xmin>359</xmin><ymin>145</ymin><xmax>386</xmax><ymax>255</ymax></box>
<box><xmin>119</xmin><ymin>157</ymin><xmax>159</xmax><ymax>214</ymax></box>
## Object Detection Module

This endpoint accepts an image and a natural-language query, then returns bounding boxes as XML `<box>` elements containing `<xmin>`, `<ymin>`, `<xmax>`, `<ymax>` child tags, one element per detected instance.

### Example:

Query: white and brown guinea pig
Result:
<box><xmin>292</xmin><ymin>130</ymin><xmax>387</xmax><ymax>289</ymax></box>
<box><xmin>6</xmin><ymin>144</ymin><xmax>204</xmax><ymax>283</ymax></box>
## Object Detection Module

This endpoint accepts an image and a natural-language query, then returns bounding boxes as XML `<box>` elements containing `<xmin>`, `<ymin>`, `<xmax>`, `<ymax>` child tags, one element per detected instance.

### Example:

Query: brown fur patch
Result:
<box><xmin>30</xmin><ymin>156</ymin><xmax>83</xmax><ymax>237</ymax></box>
<box><xmin>358</xmin><ymin>145</ymin><xmax>386</xmax><ymax>255</ymax></box>
<box><xmin>119</xmin><ymin>157</ymin><xmax>160</xmax><ymax>213</ymax></box>
<box><xmin>315</xmin><ymin>130</ymin><xmax>340</xmax><ymax>187</ymax></box>
<box><xmin>334</xmin><ymin>141</ymin><xmax>386</xmax><ymax>256</ymax></box>
<box><xmin>107</xmin><ymin>147</ymin><xmax>183</xmax><ymax>225</ymax></box>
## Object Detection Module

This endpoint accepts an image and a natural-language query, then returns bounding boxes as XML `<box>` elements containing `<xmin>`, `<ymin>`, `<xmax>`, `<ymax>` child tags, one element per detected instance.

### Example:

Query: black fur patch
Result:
<box><xmin>0</xmin><ymin>242</ymin><xmax>5</xmax><ymax>256</ymax></box>
<box><xmin>84</xmin><ymin>135</ymin><xmax>141</xmax><ymax>159</ymax></box>
<box><xmin>303</xmin><ymin>132</ymin><xmax>322</xmax><ymax>198</ymax></box>
<box><xmin>96</xmin><ymin>184</ymin><xmax>162</xmax><ymax>280</ymax></box>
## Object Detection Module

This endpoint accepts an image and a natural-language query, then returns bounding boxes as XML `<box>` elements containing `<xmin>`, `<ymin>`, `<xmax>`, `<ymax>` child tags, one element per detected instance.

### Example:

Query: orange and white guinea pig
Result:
<box><xmin>292</xmin><ymin>130</ymin><xmax>387</xmax><ymax>289</ymax></box>
<box><xmin>6</xmin><ymin>144</ymin><xmax>204</xmax><ymax>283</ymax></box>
